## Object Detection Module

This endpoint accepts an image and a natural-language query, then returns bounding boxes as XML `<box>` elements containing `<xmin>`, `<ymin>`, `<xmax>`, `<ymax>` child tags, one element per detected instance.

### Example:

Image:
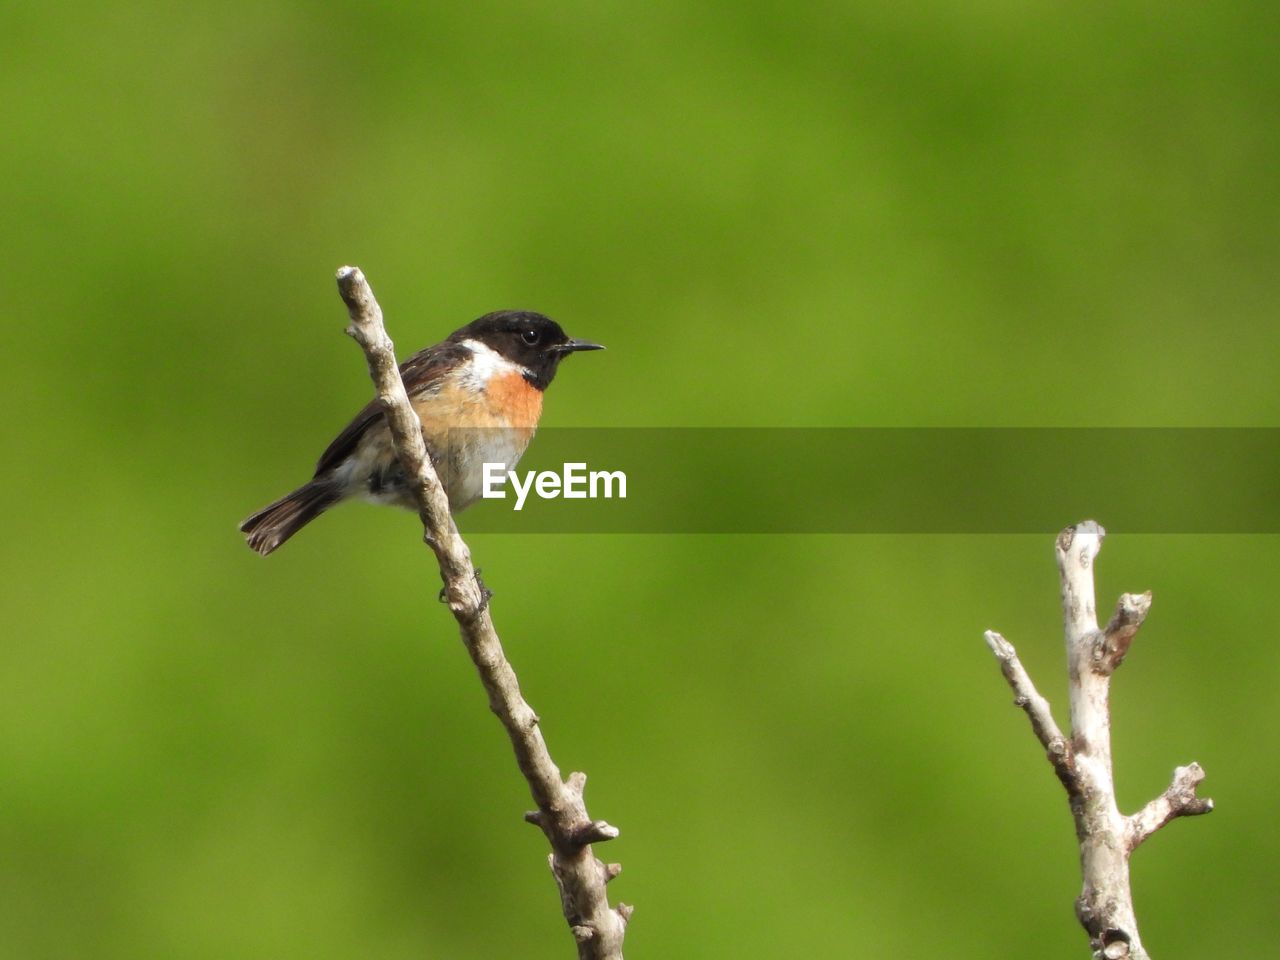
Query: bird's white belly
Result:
<box><xmin>438</xmin><ymin>427</ymin><xmax>531</xmax><ymax>510</ymax></box>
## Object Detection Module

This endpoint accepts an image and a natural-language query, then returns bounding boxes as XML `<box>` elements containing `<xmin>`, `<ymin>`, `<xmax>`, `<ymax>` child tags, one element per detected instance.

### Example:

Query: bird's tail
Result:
<box><xmin>239</xmin><ymin>480</ymin><xmax>342</xmax><ymax>556</ymax></box>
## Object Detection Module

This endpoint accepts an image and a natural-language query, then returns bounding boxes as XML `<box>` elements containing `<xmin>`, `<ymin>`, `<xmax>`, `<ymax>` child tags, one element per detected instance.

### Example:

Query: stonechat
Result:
<box><xmin>240</xmin><ymin>310</ymin><xmax>603</xmax><ymax>555</ymax></box>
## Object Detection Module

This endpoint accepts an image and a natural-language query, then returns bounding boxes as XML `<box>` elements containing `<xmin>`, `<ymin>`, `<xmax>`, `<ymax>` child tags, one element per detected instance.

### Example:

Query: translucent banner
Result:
<box><xmin>447</xmin><ymin>428</ymin><xmax>1280</xmax><ymax>533</ymax></box>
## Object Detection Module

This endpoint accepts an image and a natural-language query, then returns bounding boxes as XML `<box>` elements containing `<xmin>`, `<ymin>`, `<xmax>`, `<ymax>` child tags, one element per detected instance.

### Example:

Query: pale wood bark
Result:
<box><xmin>984</xmin><ymin>521</ymin><xmax>1212</xmax><ymax>960</ymax></box>
<box><xmin>336</xmin><ymin>266</ymin><xmax>629</xmax><ymax>959</ymax></box>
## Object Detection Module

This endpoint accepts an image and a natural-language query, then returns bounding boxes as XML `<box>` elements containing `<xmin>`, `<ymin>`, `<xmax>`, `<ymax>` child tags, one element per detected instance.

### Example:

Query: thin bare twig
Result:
<box><xmin>984</xmin><ymin>631</ymin><xmax>1076</xmax><ymax>792</ymax></box>
<box><xmin>336</xmin><ymin>266</ymin><xmax>629</xmax><ymax>959</ymax></box>
<box><xmin>1098</xmin><ymin>591</ymin><xmax>1152</xmax><ymax>673</ymax></box>
<box><xmin>1126</xmin><ymin>763</ymin><xmax>1214</xmax><ymax>853</ymax></box>
<box><xmin>985</xmin><ymin>521</ymin><xmax>1212</xmax><ymax>960</ymax></box>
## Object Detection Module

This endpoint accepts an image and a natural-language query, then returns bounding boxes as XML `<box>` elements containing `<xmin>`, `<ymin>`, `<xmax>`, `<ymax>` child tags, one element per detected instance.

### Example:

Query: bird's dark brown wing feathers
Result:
<box><xmin>313</xmin><ymin>341</ymin><xmax>470</xmax><ymax>477</ymax></box>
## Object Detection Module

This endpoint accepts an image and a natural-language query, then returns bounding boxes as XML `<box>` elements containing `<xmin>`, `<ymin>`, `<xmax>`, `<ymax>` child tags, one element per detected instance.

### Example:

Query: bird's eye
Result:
<box><xmin>521</xmin><ymin>329</ymin><xmax>540</xmax><ymax>345</ymax></box>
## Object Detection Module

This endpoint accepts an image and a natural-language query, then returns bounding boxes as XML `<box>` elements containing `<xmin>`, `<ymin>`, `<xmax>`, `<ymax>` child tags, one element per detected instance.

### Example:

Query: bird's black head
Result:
<box><xmin>448</xmin><ymin>310</ymin><xmax>604</xmax><ymax>390</ymax></box>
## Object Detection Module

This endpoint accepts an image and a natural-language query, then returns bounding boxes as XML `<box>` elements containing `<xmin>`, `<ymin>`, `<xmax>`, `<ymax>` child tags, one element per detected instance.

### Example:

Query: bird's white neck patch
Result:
<box><xmin>460</xmin><ymin>339</ymin><xmax>532</xmax><ymax>389</ymax></box>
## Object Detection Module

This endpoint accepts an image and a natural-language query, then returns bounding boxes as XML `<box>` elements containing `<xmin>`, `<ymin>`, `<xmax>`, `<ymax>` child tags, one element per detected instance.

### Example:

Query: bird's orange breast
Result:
<box><xmin>412</xmin><ymin>368</ymin><xmax>543</xmax><ymax>441</ymax></box>
<box><xmin>484</xmin><ymin>369</ymin><xmax>543</xmax><ymax>430</ymax></box>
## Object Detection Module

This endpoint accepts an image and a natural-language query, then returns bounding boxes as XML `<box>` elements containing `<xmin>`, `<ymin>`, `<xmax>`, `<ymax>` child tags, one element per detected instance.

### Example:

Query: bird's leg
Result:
<box><xmin>473</xmin><ymin>568</ymin><xmax>493</xmax><ymax>613</ymax></box>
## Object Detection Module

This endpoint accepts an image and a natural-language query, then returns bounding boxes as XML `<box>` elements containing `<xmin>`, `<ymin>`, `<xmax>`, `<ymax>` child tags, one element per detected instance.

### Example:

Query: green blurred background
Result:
<box><xmin>3</xmin><ymin>2</ymin><xmax>1277</xmax><ymax>957</ymax></box>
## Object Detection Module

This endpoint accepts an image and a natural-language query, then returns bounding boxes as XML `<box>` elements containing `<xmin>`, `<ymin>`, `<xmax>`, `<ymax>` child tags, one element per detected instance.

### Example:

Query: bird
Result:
<box><xmin>239</xmin><ymin>310</ymin><xmax>603</xmax><ymax>555</ymax></box>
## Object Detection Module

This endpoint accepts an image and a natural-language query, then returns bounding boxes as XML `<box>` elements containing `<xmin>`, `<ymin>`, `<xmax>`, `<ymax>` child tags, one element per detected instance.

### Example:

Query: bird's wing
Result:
<box><xmin>313</xmin><ymin>341</ymin><xmax>470</xmax><ymax>477</ymax></box>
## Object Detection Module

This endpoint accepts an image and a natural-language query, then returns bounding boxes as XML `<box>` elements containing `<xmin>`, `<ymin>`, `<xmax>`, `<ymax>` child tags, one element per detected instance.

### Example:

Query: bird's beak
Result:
<box><xmin>557</xmin><ymin>338</ymin><xmax>605</xmax><ymax>353</ymax></box>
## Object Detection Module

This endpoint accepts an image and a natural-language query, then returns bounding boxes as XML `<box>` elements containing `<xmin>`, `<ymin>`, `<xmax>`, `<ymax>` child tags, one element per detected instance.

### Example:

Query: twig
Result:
<box><xmin>983</xmin><ymin>631</ymin><xmax>1075</xmax><ymax>793</ymax></box>
<box><xmin>984</xmin><ymin>521</ymin><xmax>1212</xmax><ymax>960</ymax></box>
<box><xmin>335</xmin><ymin>266</ymin><xmax>629</xmax><ymax>958</ymax></box>
<box><xmin>1126</xmin><ymin>763</ymin><xmax>1213</xmax><ymax>853</ymax></box>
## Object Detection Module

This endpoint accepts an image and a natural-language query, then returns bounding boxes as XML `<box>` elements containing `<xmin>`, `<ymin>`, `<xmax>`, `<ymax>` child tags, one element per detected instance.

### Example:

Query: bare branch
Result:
<box><xmin>985</xmin><ymin>521</ymin><xmax>1213</xmax><ymax>960</ymax></box>
<box><xmin>336</xmin><ymin>267</ymin><xmax>627</xmax><ymax>959</ymax></box>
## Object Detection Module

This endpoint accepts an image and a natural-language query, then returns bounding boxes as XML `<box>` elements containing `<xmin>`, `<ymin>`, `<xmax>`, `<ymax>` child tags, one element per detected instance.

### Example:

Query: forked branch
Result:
<box><xmin>984</xmin><ymin>521</ymin><xmax>1212</xmax><ymax>960</ymax></box>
